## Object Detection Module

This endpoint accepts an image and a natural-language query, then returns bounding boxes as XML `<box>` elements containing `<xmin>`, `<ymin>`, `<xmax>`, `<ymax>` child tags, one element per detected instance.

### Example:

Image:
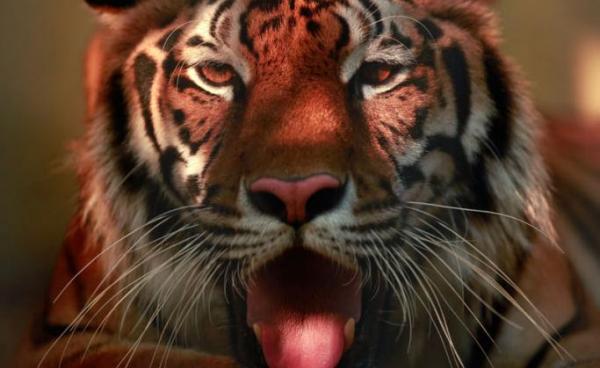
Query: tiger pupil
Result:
<box><xmin>377</xmin><ymin>67</ymin><xmax>392</xmax><ymax>82</ymax></box>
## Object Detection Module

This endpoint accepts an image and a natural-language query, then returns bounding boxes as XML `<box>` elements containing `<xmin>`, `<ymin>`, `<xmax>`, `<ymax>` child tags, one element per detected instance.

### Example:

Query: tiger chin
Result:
<box><xmin>14</xmin><ymin>0</ymin><xmax>600</xmax><ymax>367</ymax></box>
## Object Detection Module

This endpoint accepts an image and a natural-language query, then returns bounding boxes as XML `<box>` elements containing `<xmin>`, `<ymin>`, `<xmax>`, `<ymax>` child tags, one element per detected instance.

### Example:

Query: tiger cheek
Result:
<box><xmin>162</xmin><ymin>78</ymin><xmax>233</xmax><ymax>192</ymax></box>
<box><xmin>167</xmin><ymin>77</ymin><xmax>219</xmax><ymax>124</ymax></box>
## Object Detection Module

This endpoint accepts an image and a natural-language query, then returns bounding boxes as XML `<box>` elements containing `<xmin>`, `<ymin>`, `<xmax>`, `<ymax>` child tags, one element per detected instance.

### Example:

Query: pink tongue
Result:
<box><xmin>247</xmin><ymin>248</ymin><xmax>361</xmax><ymax>368</ymax></box>
<box><xmin>258</xmin><ymin>315</ymin><xmax>346</xmax><ymax>368</ymax></box>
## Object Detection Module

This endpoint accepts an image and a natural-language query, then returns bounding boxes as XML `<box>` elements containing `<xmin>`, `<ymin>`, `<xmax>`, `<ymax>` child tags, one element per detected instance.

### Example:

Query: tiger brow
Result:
<box><xmin>364</xmin><ymin>37</ymin><xmax>415</xmax><ymax>65</ymax></box>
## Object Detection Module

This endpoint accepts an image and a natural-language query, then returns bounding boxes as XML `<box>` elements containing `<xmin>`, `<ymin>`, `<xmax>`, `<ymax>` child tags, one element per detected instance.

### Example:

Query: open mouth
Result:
<box><xmin>226</xmin><ymin>247</ymin><xmax>393</xmax><ymax>368</ymax></box>
<box><xmin>246</xmin><ymin>247</ymin><xmax>362</xmax><ymax>368</ymax></box>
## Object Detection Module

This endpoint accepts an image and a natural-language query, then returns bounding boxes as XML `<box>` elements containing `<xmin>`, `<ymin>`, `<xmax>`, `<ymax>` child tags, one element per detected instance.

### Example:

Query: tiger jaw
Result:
<box><xmin>201</xmin><ymin>180</ymin><xmax>396</xmax><ymax>368</ymax></box>
<box><xmin>164</xmin><ymin>177</ymin><xmax>426</xmax><ymax>366</ymax></box>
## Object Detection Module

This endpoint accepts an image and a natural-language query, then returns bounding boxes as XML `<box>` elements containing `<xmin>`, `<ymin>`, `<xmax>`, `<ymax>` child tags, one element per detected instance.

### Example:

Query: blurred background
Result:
<box><xmin>0</xmin><ymin>0</ymin><xmax>599</xmax><ymax>365</ymax></box>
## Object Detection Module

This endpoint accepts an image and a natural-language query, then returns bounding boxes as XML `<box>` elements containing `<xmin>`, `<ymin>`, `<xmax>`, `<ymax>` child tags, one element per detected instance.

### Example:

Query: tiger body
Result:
<box><xmin>14</xmin><ymin>0</ymin><xmax>600</xmax><ymax>367</ymax></box>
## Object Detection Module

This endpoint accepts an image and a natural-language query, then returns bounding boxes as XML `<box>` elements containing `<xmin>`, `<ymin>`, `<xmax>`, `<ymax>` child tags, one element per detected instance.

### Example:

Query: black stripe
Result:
<box><xmin>253</xmin><ymin>0</ymin><xmax>282</xmax><ymax>11</ymax></box>
<box><xmin>358</xmin><ymin>0</ymin><xmax>383</xmax><ymax>36</ymax></box>
<box><xmin>85</xmin><ymin>0</ymin><xmax>137</xmax><ymax>8</ymax></box>
<box><xmin>423</xmin><ymin>134</ymin><xmax>495</xmax><ymax>213</ymax></box>
<box><xmin>306</xmin><ymin>20</ymin><xmax>321</xmax><ymax>35</ymax></box>
<box><xmin>341</xmin><ymin>217</ymin><xmax>398</xmax><ymax>233</ymax></box>
<box><xmin>299</xmin><ymin>6</ymin><xmax>313</xmax><ymax>17</ymax></box>
<box><xmin>162</xmin><ymin>52</ymin><xmax>178</xmax><ymax>78</ymax></box>
<box><xmin>134</xmin><ymin>53</ymin><xmax>161</xmax><ymax>152</ymax></box>
<box><xmin>158</xmin><ymin>28</ymin><xmax>183</xmax><ymax>51</ymax></box>
<box><xmin>417</xmin><ymin>18</ymin><xmax>444</xmax><ymax>40</ymax></box>
<box><xmin>333</xmin><ymin>13</ymin><xmax>351</xmax><ymax>56</ymax></box>
<box><xmin>380</xmin><ymin>119</ymin><xmax>403</xmax><ymax>137</ymax></box>
<box><xmin>210</xmin><ymin>0</ymin><xmax>235</xmax><ymax>38</ymax></box>
<box><xmin>186</xmin><ymin>35</ymin><xmax>218</xmax><ymax>50</ymax></box>
<box><xmin>239</xmin><ymin>11</ymin><xmax>258</xmax><ymax>59</ymax></box>
<box><xmin>525</xmin><ymin>309</ymin><xmax>582</xmax><ymax>368</ymax></box>
<box><xmin>202</xmin><ymin>183</ymin><xmax>222</xmax><ymax>203</ymax></box>
<box><xmin>206</xmin><ymin>204</ymin><xmax>242</xmax><ymax>218</ymax></box>
<box><xmin>159</xmin><ymin>146</ymin><xmax>185</xmax><ymax>195</ymax></box>
<box><xmin>390</xmin><ymin>22</ymin><xmax>413</xmax><ymax>49</ymax></box>
<box><xmin>418</xmin><ymin>42</ymin><xmax>436</xmax><ymax>67</ymax></box>
<box><xmin>259</xmin><ymin>16</ymin><xmax>284</xmax><ymax>35</ymax></box>
<box><xmin>483</xmin><ymin>46</ymin><xmax>513</xmax><ymax>158</ymax></box>
<box><xmin>442</xmin><ymin>43</ymin><xmax>472</xmax><ymax>135</ymax></box>
<box><xmin>353</xmin><ymin>198</ymin><xmax>400</xmax><ymax>215</ymax></box>
<box><xmin>188</xmin><ymin>126</ymin><xmax>214</xmax><ymax>155</ymax></box>
<box><xmin>239</xmin><ymin>0</ymin><xmax>284</xmax><ymax>58</ymax></box>
<box><xmin>199</xmin><ymin>137</ymin><xmax>223</xmax><ymax>179</ymax></box>
<box><xmin>107</xmin><ymin>73</ymin><xmax>151</xmax><ymax>193</ymax></box>
<box><xmin>407</xmin><ymin>107</ymin><xmax>429</xmax><ymax>140</ymax></box>
<box><xmin>400</xmin><ymin>163</ymin><xmax>425</xmax><ymax>188</ymax></box>
<box><xmin>376</xmin><ymin>133</ymin><xmax>406</xmax><ymax>180</ymax></box>
<box><xmin>187</xmin><ymin>175</ymin><xmax>201</xmax><ymax>198</ymax></box>
<box><xmin>144</xmin><ymin>181</ymin><xmax>181</xmax><ymax>241</ymax></box>
<box><xmin>196</xmin><ymin>222</ymin><xmax>260</xmax><ymax>237</ymax></box>
<box><xmin>172</xmin><ymin>109</ymin><xmax>186</xmax><ymax>126</ymax></box>
<box><xmin>466</xmin><ymin>153</ymin><xmax>495</xmax><ymax>214</ymax></box>
<box><xmin>107</xmin><ymin>73</ymin><xmax>130</xmax><ymax>155</ymax></box>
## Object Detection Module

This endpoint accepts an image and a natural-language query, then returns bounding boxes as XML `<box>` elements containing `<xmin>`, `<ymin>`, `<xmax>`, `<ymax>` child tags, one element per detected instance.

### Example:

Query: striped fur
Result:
<box><xmin>14</xmin><ymin>0</ymin><xmax>600</xmax><ymax>367</ymax></box>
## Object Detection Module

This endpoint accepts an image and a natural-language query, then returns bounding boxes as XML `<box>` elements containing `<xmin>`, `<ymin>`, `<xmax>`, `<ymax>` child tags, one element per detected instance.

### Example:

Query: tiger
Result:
<box><xmin>13</xmin><ymin>0</ymin><xmax>600</xmax><ymax>367</ymax></box>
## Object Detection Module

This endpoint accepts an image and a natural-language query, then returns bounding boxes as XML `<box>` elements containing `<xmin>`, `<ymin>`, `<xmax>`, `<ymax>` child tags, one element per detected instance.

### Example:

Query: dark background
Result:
<box><xmin>1</xmin><ymin>0</ymin><xmax>599</xmax><ymax>365</ymax></box>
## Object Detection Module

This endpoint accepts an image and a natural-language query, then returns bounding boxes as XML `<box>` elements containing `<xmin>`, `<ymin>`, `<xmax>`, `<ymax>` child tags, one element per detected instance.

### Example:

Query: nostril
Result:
<box><xmin>248</xmin><ymin>174</ymin><xmax>344</xmax><ymax>226</ymax></box>
<box><xmin>305</xmin><ymin>185</ymin><xmax>346</xmax><ymax>222</ymax></box>
<box><xmin>248</xmin><ymin>191</ymin><xmax>287</xmax><ymax>224</ymax></box>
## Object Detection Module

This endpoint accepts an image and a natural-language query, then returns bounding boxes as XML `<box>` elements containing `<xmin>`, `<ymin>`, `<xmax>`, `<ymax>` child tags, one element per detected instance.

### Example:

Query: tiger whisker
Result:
<box><xmin>405</xmin><ymin>206</ymin><xmax>562</xmax><ymax>334</ymax></box>
<box><xmin>408</xmin><ymin>226</ymin><xmax>520</xmax><ymax>330</ymax></box>
<box><xmin>161</xmin><ymin>20</ymin><xmax>200</xmax><ymax>52</ymax></box>
<box><xmin>116</xmin><ymin>225</ymin><xmax>202</xmax><ymax>334</ymax></box>
<box><xmin>158</xmin><ymin>256</ymin><xmax>225</xmax><ymax>368</ymax></box>
<box><xmin>155</xmin><ymin>249</ymin><xmax>227</xmax><ymax>368</ymax></box>
<box><xmin>369</xmin><ymin>231</ymin><xmax>413</xmax><ymax>328</ymax></box>
<box><xmin>405</xmin><ymin>206</ymin><xmax>572</xmax><ymax>361</ymax></box>
<box><xmin>392</xmin><ymin>246</ymin><xmax>462</xmax><ymax>368</ymax></box>
<box><xmin>78</xmin><ymin>233</ymin><xmax>207</xmax><ymax>365</ymax></box>
<box><xmin>115</xmin><ymin>235</ymin><xmax>212</xmax><ymax>368</ymax></box>
<box><xmin>406</xmin><ymin>200</ymin><xmax>558</xmax><ymax>247</ymax></box>
<box><xmin>400</xmin><ymin>231</ymin><xmax>498</xmax><ymax>368</ymax></box>
<box><xmin>142</xmin><ymin>251</ymin><xmax>209</xmax><ymax>368</ymax></box>
<box><xmin>50</xmin><ymin>215</ymin><xmax>196</xmax><ymax>368</ymax></box>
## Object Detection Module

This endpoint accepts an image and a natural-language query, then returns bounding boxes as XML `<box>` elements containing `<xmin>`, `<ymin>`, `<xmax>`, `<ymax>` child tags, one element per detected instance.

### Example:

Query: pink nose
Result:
<box><xmin>249</xmin><ymin>175</ymin><xmax>343</xmax><ymax>225</ymax></box>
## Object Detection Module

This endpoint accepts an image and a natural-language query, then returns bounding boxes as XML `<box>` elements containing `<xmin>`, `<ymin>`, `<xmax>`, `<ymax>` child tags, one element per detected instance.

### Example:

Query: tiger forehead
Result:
<box><xmin>240</xmin><ymin>0</ymin><xmax>354</xmax><ymax>65</ymax></box>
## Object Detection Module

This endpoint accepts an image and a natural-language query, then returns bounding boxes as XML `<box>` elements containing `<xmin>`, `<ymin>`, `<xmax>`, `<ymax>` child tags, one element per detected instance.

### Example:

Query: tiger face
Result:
<box><xmin>84</xmin><ymin>0</ymin><xmax>551</xmax><ymax>366</ymax></box>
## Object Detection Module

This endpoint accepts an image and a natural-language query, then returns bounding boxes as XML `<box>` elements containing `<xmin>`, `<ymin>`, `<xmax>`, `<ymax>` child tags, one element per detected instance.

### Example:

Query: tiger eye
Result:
<box><xmin>197</xmin><ymin>63</ymin><xmax>237</xmax><ymax>86</ymax></box>
<box><xmin>359</xmin><ymin>62</ymin><xmax>399</xmax><ymax>86</ymax></box>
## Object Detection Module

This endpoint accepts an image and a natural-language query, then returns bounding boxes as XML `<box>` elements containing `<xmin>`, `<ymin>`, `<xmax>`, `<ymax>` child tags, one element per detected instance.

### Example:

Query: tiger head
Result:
<box><xmin>80</xmin><ymin>0</ymin><xmax>552</xmax><ymax>366</ymax></box>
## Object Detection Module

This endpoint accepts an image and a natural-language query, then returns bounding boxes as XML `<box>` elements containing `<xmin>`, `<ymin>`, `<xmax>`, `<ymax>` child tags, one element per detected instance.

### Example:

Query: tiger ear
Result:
<box><xmin>84</xmin><ymin>0</ymin><xmax>139</xmax><ymax>13</ymax></box>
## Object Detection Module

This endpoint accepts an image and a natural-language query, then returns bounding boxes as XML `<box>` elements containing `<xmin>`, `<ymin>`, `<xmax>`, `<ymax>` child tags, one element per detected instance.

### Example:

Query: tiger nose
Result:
<box><xmin>249</xmin><ymin>174</ymin><xmax>344</xmax><ymax>226</ymax></box>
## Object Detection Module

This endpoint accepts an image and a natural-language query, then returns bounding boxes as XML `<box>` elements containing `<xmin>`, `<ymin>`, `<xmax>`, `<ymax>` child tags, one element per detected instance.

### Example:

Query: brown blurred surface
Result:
<box><xmin>0</xmin><ymin>0</ymin><xmax>598</xmax><ymax>366</ymax></box>
<box><xmin>0</xmin><ymin>0</ymin><xmax>93</xmax><ymax>364</ymax></box>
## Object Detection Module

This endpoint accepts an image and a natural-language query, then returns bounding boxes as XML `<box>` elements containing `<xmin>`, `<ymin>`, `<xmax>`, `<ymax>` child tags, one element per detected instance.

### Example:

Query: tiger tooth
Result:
<box><xmin>344</xmin><ymin>318</ymin><xmax>356</xmax><ymax>351</ymax></box>
<box><xmin>253</xmin><ymin>323</ymin><xmax>262</xmax><ymax>342</ymax></box>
